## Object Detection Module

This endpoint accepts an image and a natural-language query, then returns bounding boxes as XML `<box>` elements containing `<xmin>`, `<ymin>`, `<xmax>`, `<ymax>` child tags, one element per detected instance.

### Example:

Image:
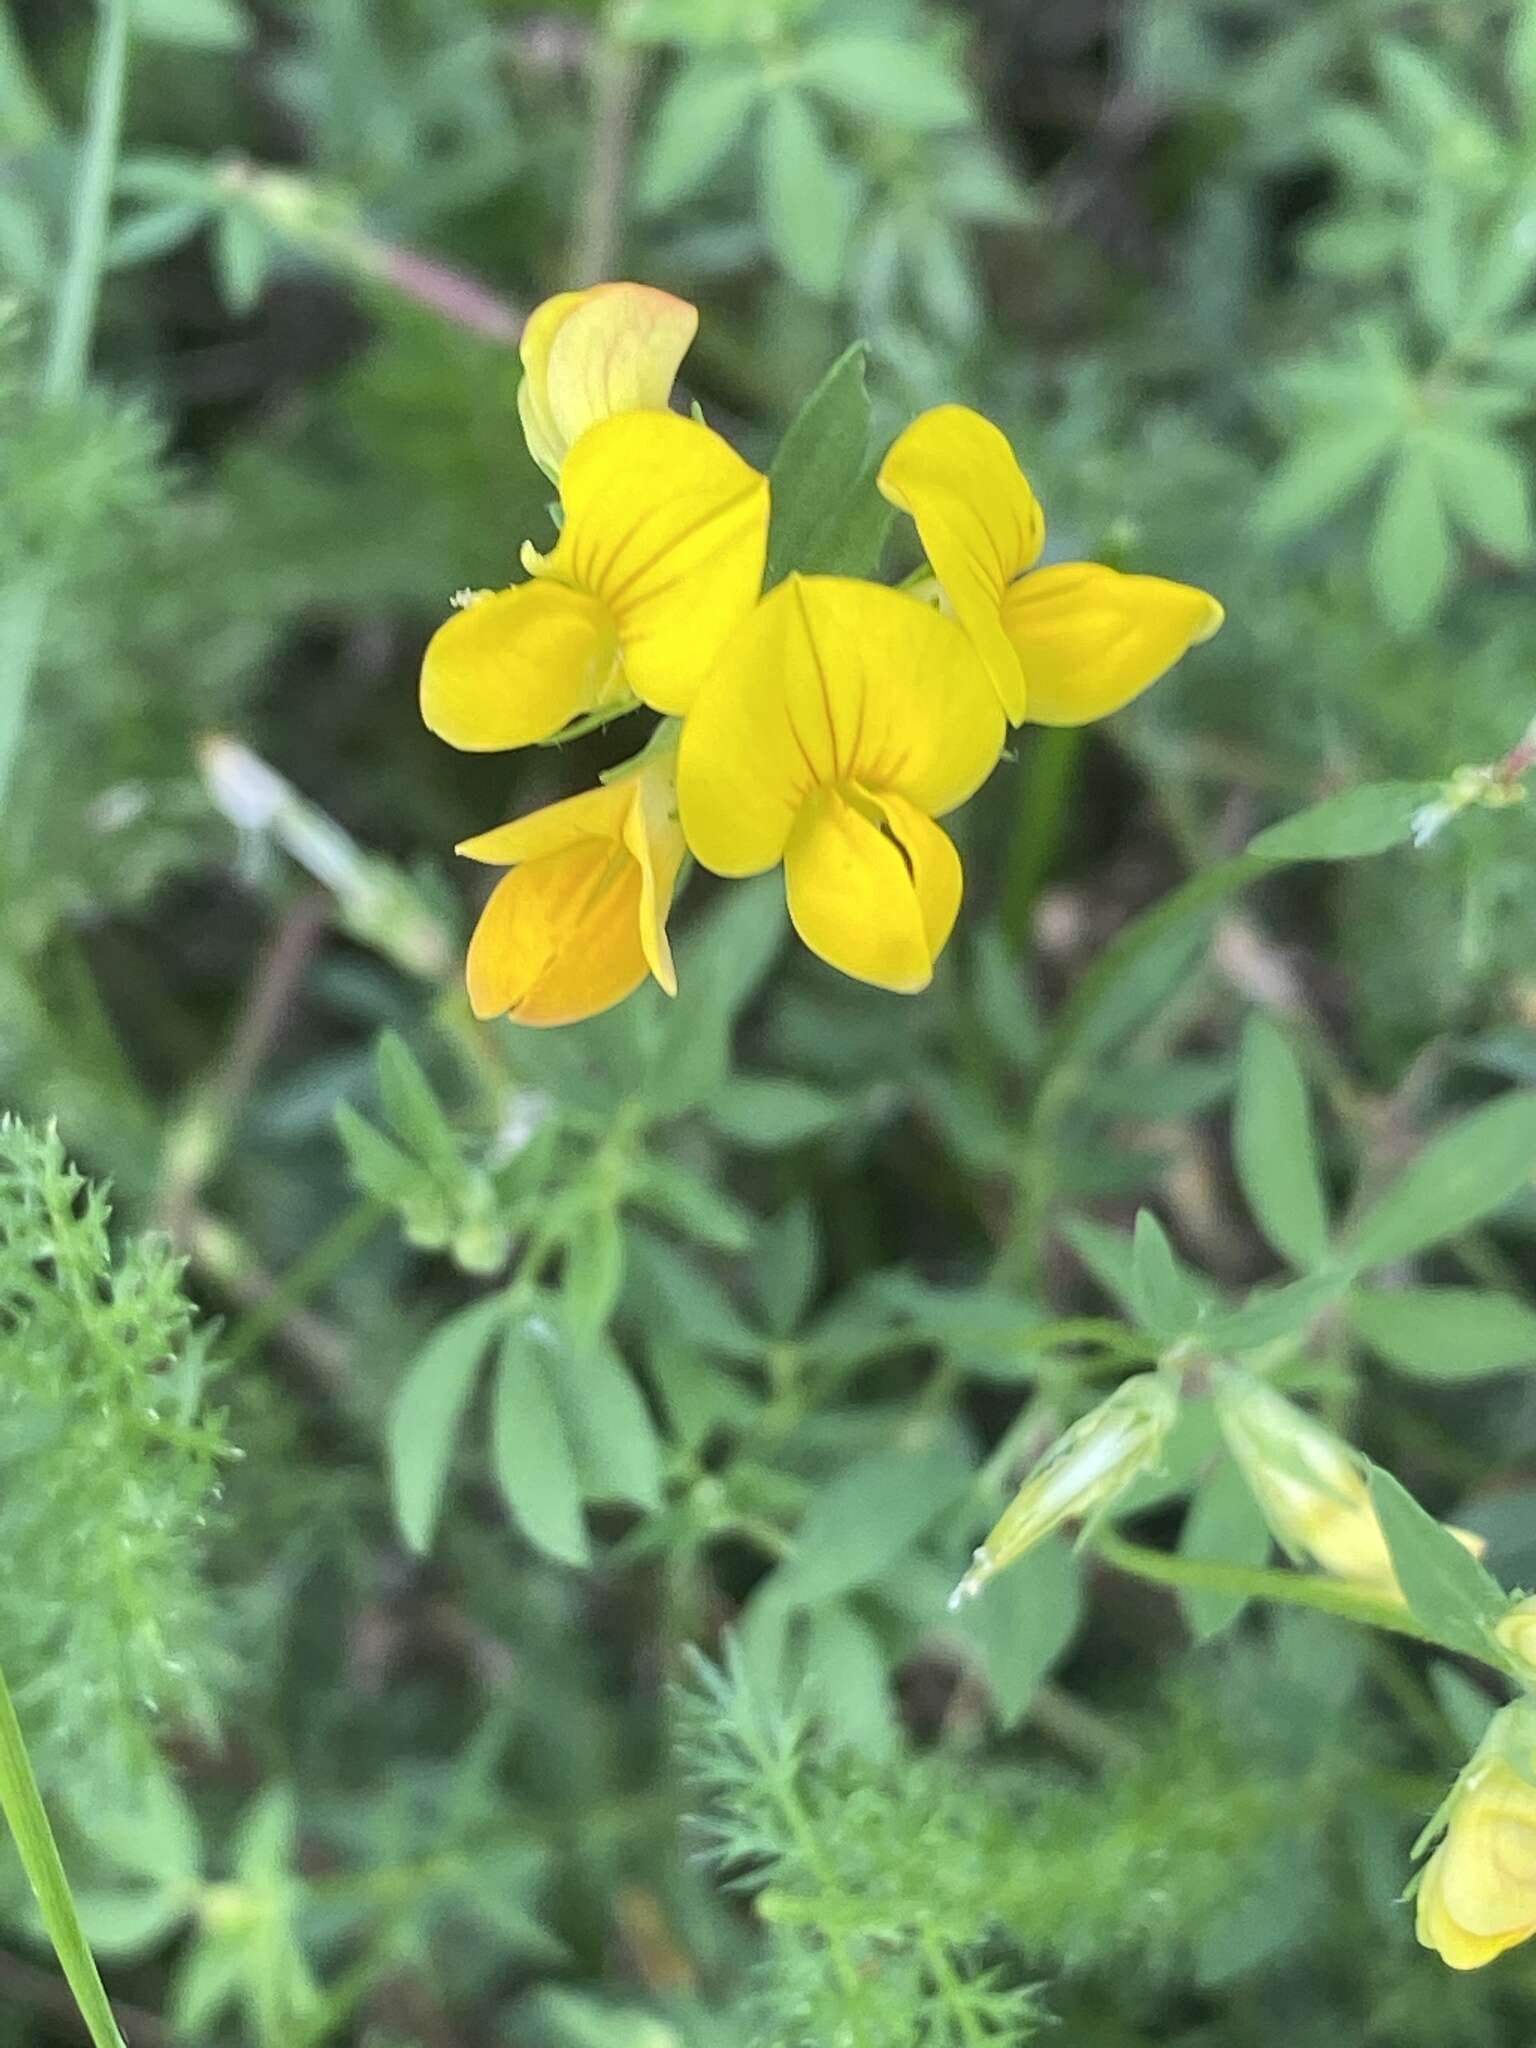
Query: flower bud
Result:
<box><xmin>950</xmin><ymin>1372</ymin><xmax>1178</xmax><ymax>1606</ymax></box>
<box><xmin>1495</xmin><ymin>1596</ymin><xmax>1536</xmax><ymax>1683</ymax></box>
<box><xmin>1416</xmin><ymin>1698</ymin><xmax>1536</xmax><ymax>1969</ymax></box>
<box><xmin>1213</xmin><ymin>1371</ymin><xmax>1484</xmax><ymax>1602</ymax></box>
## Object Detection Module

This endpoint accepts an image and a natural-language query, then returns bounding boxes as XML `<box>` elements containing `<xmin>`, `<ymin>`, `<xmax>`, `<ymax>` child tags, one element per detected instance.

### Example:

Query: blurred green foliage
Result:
<box><xmin>6</xmin><ymin>0</ymin><xmax>1536</xmax><ymax>2043</ymax></box>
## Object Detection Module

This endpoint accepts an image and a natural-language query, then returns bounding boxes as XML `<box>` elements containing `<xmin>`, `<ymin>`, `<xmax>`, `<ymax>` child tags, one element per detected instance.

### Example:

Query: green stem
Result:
<box><xmin>569</xmin><ymin>12</ymin><xmax>643</xmax><ymax>286</ymax></box>
<box><xmin>1094</xmin><ymin>1530</ymin><xmax>1501</xmax><ymax>1660</ymax></box>
<box><xmin>0</xmin><ymin>4</ymin><xmax>57</xmax><ymax>148</ymax></box>
<box><xmin>1001</xmin><ymin>726</ymin><xmax>1082</xmax><ymax>952</ymax></box>
<box><xmin>0</xmin><ymin>0</ymin><xmax>131</xmax><ymax>811</ymax></box>
<box><xmin>220</xmin><ymin>1198</ymin><xmax>387</xmax><ymax>1370</ymax></box>
<box><xmin>43</xmin><ymin>0</ymin><xmax>130</xmax><ymax>404</ymax></box>
<box><xmin>0</xmin><ymin>1663</ymin><xmax>126</xmax><ymax>2048</ymax></box>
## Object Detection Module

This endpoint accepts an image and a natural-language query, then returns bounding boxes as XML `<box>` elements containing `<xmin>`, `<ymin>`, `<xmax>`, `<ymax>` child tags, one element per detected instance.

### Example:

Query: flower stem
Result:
<box><xmin>0</xmin><ymin>0</ymin><xmax>131</xmax><ymax>810</ymax></box>
<box><xmin>569</xmin><ymin>10</ymin><xmax>644</xmax><ymax>286</ymax></box>
<box><xmin>0</xmin><ymin>1661</ymin><xmax>126</xmax><ymax>2048</ymax></box>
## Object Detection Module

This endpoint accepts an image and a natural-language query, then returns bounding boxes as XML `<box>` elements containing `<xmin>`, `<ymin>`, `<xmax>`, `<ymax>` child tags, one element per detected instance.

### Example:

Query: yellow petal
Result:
<box><xmin>1417</xmin><ymin>1843</ymin><xmax>1536</xmax><ymax>1968</ymax></box>
<box><xmin>1438</xmin><ymin>1785</ymin><xmax>1536</xmax><ymax>1938</ymax></box>
<box><xmin>623</xmin><ymin>769</ymin><xmax>685</xmax><ymax>997</ymax></box>
<box><xmin>878</xmin><ymin>405</ymin><xmax>1045</xmax><ymax>722</ymax></box>
<box><xmin>1002</xmin><ymin>563</ymin><xmax>1224</xmax><ymax>726</ymax></box>
<box><xmin>517</xmin><ymin>282</ymin><xmax>698</xmax><ymax>479</ymax></box>
<box><xmin>456</xmin><ymin>776</ymin><xmax>633</xmax><ymax>865</ymax></box>
<box><xmin>677</xmin><ymin>576</ymin><xmax>1003</xmax><ymax>878</ymax></box>
<box><xmin>869</xmin><ymin>788</ymin><xmax>962</xmax><ymax>965</ymax></box>
<box><xmin>465</xmin><ymin>844</ymin><xmax>649</xmax><ymax>1026</ymax></box>
<box><xmin>783</xmin><ymin>786</ymin><xmax>943</xmax><ymax>994</ymax></box>
<box><xmin>545</xmin><ymin>410</ymin><xmax>767</xmax><ymax>715</ymax></box>
<box><xmin>421</xmin><ymin>583</ymin><xmax>621</xmax><ymax>751</ymax></box>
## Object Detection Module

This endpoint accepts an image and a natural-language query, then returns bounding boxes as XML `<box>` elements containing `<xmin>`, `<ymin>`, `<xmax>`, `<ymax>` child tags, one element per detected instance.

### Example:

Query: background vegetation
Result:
<box><xmin>5</xmin><ymin>0</ymin><xmax>1536</xmax><ymax>2041</ymax></box>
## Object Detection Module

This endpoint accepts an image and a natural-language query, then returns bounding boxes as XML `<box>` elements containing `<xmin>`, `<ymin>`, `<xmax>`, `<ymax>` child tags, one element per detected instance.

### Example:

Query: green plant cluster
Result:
<box><xmin>6</xmin><ymin>1</ymin><xmax>1536</xmax><ymax>2045</ymax></box>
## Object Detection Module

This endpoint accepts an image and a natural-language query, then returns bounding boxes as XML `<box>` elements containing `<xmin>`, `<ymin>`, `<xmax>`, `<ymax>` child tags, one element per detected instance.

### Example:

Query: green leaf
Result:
<box><xmin>623</xmin><ymin>1229</ymin><xmax>762</xmax><ymax>1360</ymax></box>
<box><xmin>1246</xmin><ymin>780</ymin><xmax>1437</xmax><ymax>862</ymax></box>
<box><xmin>1367</xmin><ymin>1464</ymin><xmax>1506</xmax><ymax>1658</ymax></box>
<box><xmin>561</xmin><ymin>1205</ymin><xmax>625</xmax><ymax>1339</ymax></box>
<box><xmin>212</xmin><ymin>206</ymin><xmax>271</xmax><ymax>315</ymax></box>
<box><xmin>1369</xmin><ymin>447</ymin><xmax>1452</xmax><ymax>631</ymax></box>
<box><xmin>1233</xmin><ymin>1015</ymin><xmax>1330</xmax><ymax>1268</ymax></box>
<box><xmin>375</xmin><ymin>1031</ymin><xmax>459</xmax><ymax>1178</ymax></box>
<box><xmin>1425</xmin><ymin>429</ymin><xmax>1533</xmax><ymax>560</ymax></box>
<box><xmin>778</xmin><ymin>1444</ymin><xmax>970</xmax><ymax>1607</ymax></box>
<box><xmin>1199</xmin><ymin>1271</ymin><xmax>1348</xmax><ymax>1353</ymax></box>
<box><xmin>129</xmin><ymin>0</ymin><xmax>249</xmax><ymax>47</ymax></box>
<box><xmin>758</xmin><ymin>88</ymin><xmax>861</xmax><ymax>299</ymax></box>
<box><xmin>957</xmin><ymin>1535</ymin><xmax>1082</xmax><ymax>1727</ymax></box>
<box><xmin>710</xmin><ymin>1075</ymin><xmax>842</xmax><ymax>1147</ymax></box>
<box><xmin>1130</xmin><ymin>1210</ymin><xmax>1203</xmax><ymax>1341</ymax></box>
<box><xmin>753</xmin><ymin>1199</ymin><xmax>819</xmax><ymax>1336</ymax></box>
<box><xmin>766</xmin><ymin>342</ymin><xmax>893</xmax><ymax>584</ymax></box>
<box><xmin>388</xmin><ymin>1297</ymin><xmax>508</xmax><ymax>1554</ymax></box>
<box><xmin>559</xmin><ymin>1334</ymin><xmax>664</xmax><ymax>1510</ymax></box>
<box><xmin>1254</xmin><ymin>421</ymin><xmax>1396</xmax><ymax>538</ymax></box>
<box><xmin>1178</xmin><ymin>1457</ymin><xmax>1272</xmax><ymax>1640</ymax></box>
<box><xmin>802</xmin><ymin>1604</ymin><xmax>897</xmax><ymax>1759</ymax></box>
<box><xmin>1059</xmin><ymin>1214</ymin><xmax>1141</xmax><ymax>1318</ymax></box>
<box><xmin>1348</xmin><ymin>1285</ymin><xmax>1536</xmax><ymax>1379</ymax></box>
<box><xmin>638</xmin><ymin>58</ymin><xmax>761</xmax><ymax>210</ymax></box>
<box><xmin>334</xmin><ymin>1103</ymin><xmax>428</xmax><ymax>1211</ymax></box>
<box><xmin>492</xmin><ymin>1312</ymin><xmax>589</xmax><ymax>1567</ymax></box>
<box><xmin>796</xmin><ymin>35</ymin><xmax>973</xmax><ymax>130</ymax></box>
<box><xmin>1343</xmin><ymin>1091</ymin><xmax>1536</xmax><ymax>1270</ymax></box>
<box><xmin>636</xmin><ymin>1158</ymin><xmax>754</xmax><ymax>1250</ymax></box>
<box><xmin>648</xmin><ymin>876</ymin><xmax>785</xmax><ymax>1116</ymax></box>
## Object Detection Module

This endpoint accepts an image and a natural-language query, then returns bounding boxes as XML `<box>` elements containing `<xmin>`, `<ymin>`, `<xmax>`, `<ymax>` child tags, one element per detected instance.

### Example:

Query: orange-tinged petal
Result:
<box><xmin>517</xmin><ymin>282</ymin><xmax>698</xmax><ymax>479</ymax></box>
<box><xmin>1002</xmin><ymin>562</ymin><xmax>1224</xmax><ymax>726</ymax></box>
<box><xmin>545</xmin><ymin>410</ymin><xmax>768</xmax><ymax>715</ymax></box>
<box><xmin>878</xmin><ymin>405</ymin><xmax>1045</xmax><ymax>722</ymax></box>
<box><xmin>677</xmin><ymin>576</ymin><xmax>1002</xmax><ymax>878</ymax></box>
<box><xmin>465</xmin><ymin>844</ymin><xmax>648</xmax><ymax>1026</ymax></box>
<box><xmin>421</xmin><ymin>583</ymin><xmax>621</xmax><ymax>751</ymax></box>
<box><xmin>783</xmin><ymin>786</ymin><xmax>939</xmax><ymax>994</ymax></box>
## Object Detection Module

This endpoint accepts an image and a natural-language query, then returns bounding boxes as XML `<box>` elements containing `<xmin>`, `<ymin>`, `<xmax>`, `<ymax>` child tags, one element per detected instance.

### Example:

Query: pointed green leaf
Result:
<box><xmin>1344</xmin><ymin>1091</ymin><xmax>1536</xmax><ymax>1270</ymax></box>
<box><xmin>388</xmin><ymin>1297</ymin><xmax>508</xmax><ymax>1554</ymax></box>
<box><xmin>1234</xmin><ymin>1015</ymin><xmax>1330</xmax><ymax>1268</ymax></box>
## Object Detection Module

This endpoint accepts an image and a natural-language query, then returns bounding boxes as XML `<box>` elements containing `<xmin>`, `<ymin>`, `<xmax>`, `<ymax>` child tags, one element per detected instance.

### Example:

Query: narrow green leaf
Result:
<box><xmin>1344</xmin><ymin>1091</ymin><xmax>1536</xmax><ymax>1270</ymax></box>
<box><xmin>757</xmin><ymin>88</ymin><xmax>860</xmax><ymax>299</ymax></box>
<box><xmin>1198</xmin><ymin>1270</ymin><xmax>1349</xmax><ymax>1352</ymax></box>
<box><xmin>1131</xmin><ymin>1210</ymin><xmax>1203</xmax><ymax>1341</ymax></box>
<box><xmin>796</xmin><ymin>34</ymin><xmax>973</xmax><ymax>130</ymax></box>
<box><xmin>1246</xmin><ymin>780</ymin><xmax>1437</xmax><ymax>862</ymax></box>
<box><xmin>1425</xmin><ymin>428</ymin><xmax>1533</xmax><ymax>560</ymax></box>
<box><xmin>709</xmin><ymin>1075</ymin><xmax>842</xmax><ymax>1147</ymax></box>
<box><xmin>129</xmin><ymin>0</ymin><xmax>249</xmax><ymax>47</ymax></box>
<box><xmin>779</xmin><ymin>1444</ymin><xmax>969</xmax><ymax>1607</ymax></box>
<box><xmin>387</xmin><ymin>1297</ymin><xmax>507</xmax><ymax>1554</ymax></box>
<box><xmin>1253</xmin><ymin>421</ymin><xmax>1395</xmax><ymax>538</ymax></box>
<box><xmin>638</xmin><ymin>58</ymin><xmax>760</xmax><ymax>210</ymax></box>
<box><xmin>558</xmin><ymin>1335</ymin><xmax>664</xmax><ymax>1510</ymax></box>
<box><xmin>1234</xmin><ymin>1015</ymin><xmax>1330</xmax><ymax>1268</ymax></box>
<box><xmin>0</xmin><ymin>1664</ymin><xmax>126</xmax><ymax>2048</ymax></box>
<box><xmin>1348</xmin><ymin>1285</ymin><xmax>1536</xmax><ymax>1379</ymax></box>
<box><xmin>802</xmin><ymin>1604</ymin><xmax>897</xmax><ymax>1759</ymax></box>
<box><xmin>492</xmin><ymin>1313</ymin><xmax>589</xmax><ymax>1567</ymax></box>
<box><xmin>1178</xmin><ymin>1458</ymin><xmax>1272</xmax><ymax>1640</ymax></box>
<box><xmin>1368</xmin><ymin>1464</ymin><xmax>1506</xmax><ymax>1659</ymax></box>
<box><xmin>1369</xmin><ymin>447</ymin><xmax>1452</xmax><ymax>631</ymax></box>
<box><xmin>375</xmin><ymin>1030</ymin><xmax>459</xmax><ymax>1178</ymax></box>
<box><xmin>636</xmin><ymin>1158</ymin><xmax>754</xmax><ymax>1250</ymax></box>
<box><xmin>766</xmin><ymin>341</ymin><xmax>893</xmax><ymax>584</ymax></box>
<box><xmin>957</xmin><ymin>1534</ymin><xmax>1082</xmax><ymax>1727</ymax></box>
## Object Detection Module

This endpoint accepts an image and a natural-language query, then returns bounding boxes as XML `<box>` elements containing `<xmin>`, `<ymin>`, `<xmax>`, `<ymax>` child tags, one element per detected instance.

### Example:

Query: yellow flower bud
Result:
<box><xmin>951</xmin><ymin>1373</ymin><xmax>1178</xmax><ymax>1606</ymax></box>
<box><xmin>1416</xmin><ymin>1702</ymin><xmax>1536</xmax><ymax>1969</ymax></box>
<box><xmin>1214</xmin><ymin>1372</ymin><xmax>1484</xmax><ymax>1603</ymax></box>
<box><xmin>1495</xmin><ymin>1596</ymin><xmax>1536</xmax><ymax>1682</ymax></box>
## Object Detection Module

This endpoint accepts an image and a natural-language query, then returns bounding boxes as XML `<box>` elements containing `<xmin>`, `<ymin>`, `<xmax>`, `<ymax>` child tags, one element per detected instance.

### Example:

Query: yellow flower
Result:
<box><xmin>677</xmin><ymin>575</ymin><xmax>1004</xmax><ymax>993</ymax></box>
<box><xmin>1417</xmin><ymin>1706</ymin><xmax>1536</xmax><ymax>1969</ymax></box>
<box><xmin>421</xmin><ymin>410</ymin><xmax>768</xmax><ymax>749</ymax></box>
<box><xmin>877</xmin><ymin>404</ymin><xmax>1224</xmax><ymax>725</ymax></box>
<box><xmin>455</xmin><ymin>748</ymin><xmax>684</xmax><ymax>1027</ymax></box>
<box><xmin>1214</xmin><ymin>1371</ymin><xmax>1484</xmax><ymax>1602</ymax></box>
<box><xmin>516</xmin><ymin>281</ymin><xmax>698</xmax><ymax>480</ymax></box>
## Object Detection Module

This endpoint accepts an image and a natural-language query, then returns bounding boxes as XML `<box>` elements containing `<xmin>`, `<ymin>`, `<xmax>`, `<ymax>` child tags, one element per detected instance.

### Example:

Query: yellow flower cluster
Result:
<box><xmin>421</xmin><ymin>282</ymin><xmax>1224</xmax><ymax>1026</ymax></box>
<box><xmin>1415</xmin><ymin>1699</ymin><xmax>1536</xmax><ymax>1969</ymax></box>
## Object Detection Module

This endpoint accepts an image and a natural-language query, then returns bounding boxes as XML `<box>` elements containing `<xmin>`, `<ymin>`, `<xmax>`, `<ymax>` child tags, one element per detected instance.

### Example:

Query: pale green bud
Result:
<box><xmin>950</xmin><ymin>1372</ymin><xmax>1179</xmax><ymax>1607</ymax></box>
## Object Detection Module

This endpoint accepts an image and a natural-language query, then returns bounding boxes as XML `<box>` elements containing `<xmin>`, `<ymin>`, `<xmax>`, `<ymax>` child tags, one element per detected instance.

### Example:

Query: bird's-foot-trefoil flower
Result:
<box><xmin>421</xmin><ymin>409</ymin><xmax>769</xmax><ymax>750</ymax></box>
<box><xmin>677</xmin><ymin>575</ymin><xmax>1005</xmax><ymax>993</ymax></box>
<box><xmin>1415</xmin><ymin>1697</ymin><xmax>1536</xmax><ymax>1969</ymax></box>
<box><xmin>877</xmin><ymin>404</ymin><xmax>1224</xmax><ymax>725</ymax></box>
<box><xmin>1496</xmin><ymin>1595</ymin><xmax>1536</xmax><ymax>1684</ymax></box>
<box><xmin>455</xmin><ymin>741</ymin><xmax>684</xmax><ymax>1027</ymax></box>
<box><xmin>516</xmin><ymin>280</ymin><xmax>698</xmax><ymax>481</ymax></box>
<box><xmin>1214</xmin><ymin>1370</ymin><xmax>1484</xmax><ymax>1600</ymax></box>
<box><xmin>950</xmin><ymin>1372</ymin><xmax>1179</xmax><ymax>1606</ymax></box>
